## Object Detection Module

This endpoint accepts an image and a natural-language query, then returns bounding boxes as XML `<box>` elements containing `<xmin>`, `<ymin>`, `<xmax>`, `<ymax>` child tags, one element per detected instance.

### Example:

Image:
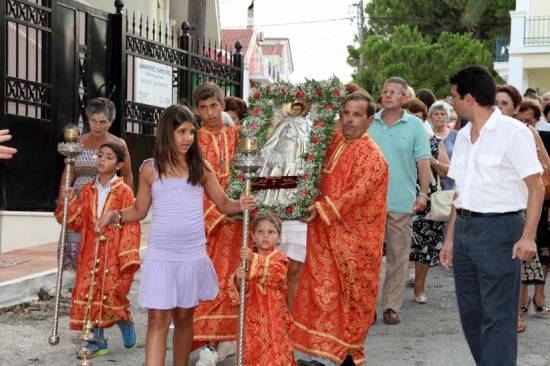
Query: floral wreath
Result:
<box><xmin>227</xmin><ymin>77</ymin><xmax>346</xmax><ymax>220</ymax></box>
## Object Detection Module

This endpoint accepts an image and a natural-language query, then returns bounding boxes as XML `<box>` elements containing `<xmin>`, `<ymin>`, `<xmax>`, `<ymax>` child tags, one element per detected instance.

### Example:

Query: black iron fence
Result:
<box><xmin>0</xmin><ymin>0</ymin><xmax>244</xmax><ymax>211</ymax></box>
<box><xmin>525</xmin><ymin>16</ymin><xmax>550</xmax><ymax>46</ymax></box>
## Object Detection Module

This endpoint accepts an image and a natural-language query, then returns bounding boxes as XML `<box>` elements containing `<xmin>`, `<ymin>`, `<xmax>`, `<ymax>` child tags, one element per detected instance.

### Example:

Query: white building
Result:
<box><xmin>494</xmin><ymin>0</ymin><xmax>550</xmax><ymax>93</ymax></box>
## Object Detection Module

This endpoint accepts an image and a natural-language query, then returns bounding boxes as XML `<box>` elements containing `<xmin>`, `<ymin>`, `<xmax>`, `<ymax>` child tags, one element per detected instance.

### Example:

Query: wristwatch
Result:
<box><xmin>418</xmin><ymin>192</ymin><xmax>429</xmax><ymax>200</ymax></box>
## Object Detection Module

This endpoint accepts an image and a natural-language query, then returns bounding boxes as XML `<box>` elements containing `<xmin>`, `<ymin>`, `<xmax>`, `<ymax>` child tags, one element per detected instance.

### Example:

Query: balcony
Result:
<box><xmin>525</xmin><ymin>16</ymin><xmax>550</xmax><ymax>46</ymax></box>
<box><xmin>495</xmin><ymin>37</ymin><xmax>510</xmax><ymax>62</ymax></box>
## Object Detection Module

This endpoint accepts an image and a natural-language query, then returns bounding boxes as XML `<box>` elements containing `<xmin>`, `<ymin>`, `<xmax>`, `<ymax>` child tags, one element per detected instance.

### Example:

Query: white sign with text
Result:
<box><xmin>135</xmin><ymin>58</ymin><xmax>172</xmax><ymax>108</ymax></box>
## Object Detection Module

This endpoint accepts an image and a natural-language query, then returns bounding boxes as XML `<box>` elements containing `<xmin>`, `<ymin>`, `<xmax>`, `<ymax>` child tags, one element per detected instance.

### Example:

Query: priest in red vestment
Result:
<box><xmin>292</xmin><ymin>93</ymin><xmax>388</xmax><ymax>365</ymax></box>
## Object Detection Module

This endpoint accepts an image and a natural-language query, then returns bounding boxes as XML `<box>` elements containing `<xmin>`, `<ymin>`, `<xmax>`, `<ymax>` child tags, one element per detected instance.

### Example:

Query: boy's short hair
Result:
<box><xmin>99</xmin><ymin>142</ymin><xmax>126</xmax><ymax>163</ymax></box>
<box><xmin>193</xmin><ymin>83</ymin><xmax>225</xmax><ymax>105</ymax></box>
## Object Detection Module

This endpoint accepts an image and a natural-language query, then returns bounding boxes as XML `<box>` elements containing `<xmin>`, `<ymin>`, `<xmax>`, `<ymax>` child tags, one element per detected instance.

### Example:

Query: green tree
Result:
<box><xmin>365</xmin><ymin>0</ymin><xmax>514</xmax><ymax>41</ymax></box>
<box><xmin>352</xmin><ymin>26</ymin><xmax>493</xmax><ymax>98</ymax></box>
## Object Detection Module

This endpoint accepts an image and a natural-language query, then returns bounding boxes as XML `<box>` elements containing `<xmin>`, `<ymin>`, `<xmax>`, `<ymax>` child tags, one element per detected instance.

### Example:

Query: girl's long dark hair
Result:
<box><xmin>154</xmin><ymin>105</ymin><xmax>208</xmax><ymax>186</ymax></box>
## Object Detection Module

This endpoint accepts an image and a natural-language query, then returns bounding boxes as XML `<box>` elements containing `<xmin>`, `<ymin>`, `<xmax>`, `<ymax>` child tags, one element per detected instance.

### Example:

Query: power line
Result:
<box><xmin>223</xmin><ymin>17</ymin><xmax>353</xmax><ymax>28</ymax></box>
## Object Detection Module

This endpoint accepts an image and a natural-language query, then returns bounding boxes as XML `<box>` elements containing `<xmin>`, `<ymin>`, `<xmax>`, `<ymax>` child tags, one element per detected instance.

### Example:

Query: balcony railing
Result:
<box><xmin>525</xmin><ymin>16</ymin><xmax>550</xmax><ymax>46</ymax></box>
<box><xmin>495</xmin><ymin>36</ymin><xmax>510</xmax><ymax>62</ymax></box>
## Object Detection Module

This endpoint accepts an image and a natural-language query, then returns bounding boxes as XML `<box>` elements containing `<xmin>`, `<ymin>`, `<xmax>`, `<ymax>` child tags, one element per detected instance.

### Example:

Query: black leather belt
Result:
<box><xmin>456</xmin><ymin>209</ymin><xmax>521</xmax><ymax>219</ymax></box>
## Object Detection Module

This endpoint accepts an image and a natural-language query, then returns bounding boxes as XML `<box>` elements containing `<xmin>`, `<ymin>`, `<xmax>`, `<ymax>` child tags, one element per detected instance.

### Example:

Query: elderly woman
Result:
<box><xmin>428</xmin><ymin>101</ymin><xmax>457</xmax><ymax>190</ymax></box>
<box><xmin>409</xmin><ymin>117</ymin><xmax>450</xmax><ymax>303</ymax></box>
<box><xmin>58</xmin><ymin>97</ymin><xmax>133</xmax><ymax>270</ymax></box>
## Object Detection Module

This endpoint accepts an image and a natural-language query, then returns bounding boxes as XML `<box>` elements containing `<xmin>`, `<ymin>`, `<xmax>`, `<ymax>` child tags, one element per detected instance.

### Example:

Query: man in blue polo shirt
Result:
<box><xmin>368</xmin><ymin>77</ymin><xmax>431</xmax><ymax>325</ymax></box>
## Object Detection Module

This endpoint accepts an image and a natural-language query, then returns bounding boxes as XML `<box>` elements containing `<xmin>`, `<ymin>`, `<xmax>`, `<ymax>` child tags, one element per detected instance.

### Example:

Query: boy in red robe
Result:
<box><xmin>192</xmin><ymin>84</ymin><xmax>245</xmax><ymax>363</ymax></box>
<box><xmin>56</xmin><ymin>142</ymin><xmax>141</xmax><ymax>358</ymax></box>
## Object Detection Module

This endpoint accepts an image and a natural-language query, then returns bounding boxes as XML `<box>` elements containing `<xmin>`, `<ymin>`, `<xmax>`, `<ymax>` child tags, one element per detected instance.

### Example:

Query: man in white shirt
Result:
<box><xmin>440</xmin><ymin>66</ymin><xmax>544</xmax><ymax>366</ymax></box>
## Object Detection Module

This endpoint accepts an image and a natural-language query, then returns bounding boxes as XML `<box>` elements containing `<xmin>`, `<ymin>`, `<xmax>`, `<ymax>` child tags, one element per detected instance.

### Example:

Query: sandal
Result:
<box><xmin>533</xmin><ymin>297</ymin><xmax>550</xmax><ymax>319</ymax></box>
<box><xmin>520</xmin><ymin>298</ymin><xmax>530</xmax><ymax>315</ymax></box>
<box><xmin>517</xmin><ymin>314</ymin><xmax>527</xmax><ymax>333</ymax></box>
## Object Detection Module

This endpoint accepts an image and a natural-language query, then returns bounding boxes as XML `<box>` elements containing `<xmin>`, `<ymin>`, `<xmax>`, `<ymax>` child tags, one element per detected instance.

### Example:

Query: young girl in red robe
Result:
<box><xmin>231</xmin><ymin>212</ymin><xmax>296</xmax><ymax>366</ymax></box>
<box><xmin>56</xmin><ymin>142</ymin><xmax>141</xmax><ymax>358</ymax></box>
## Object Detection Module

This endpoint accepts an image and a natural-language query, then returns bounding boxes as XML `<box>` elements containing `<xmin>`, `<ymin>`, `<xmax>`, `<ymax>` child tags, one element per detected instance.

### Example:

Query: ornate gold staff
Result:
<box><xmin>49</xmin><ymin>125</ymin><xmax>83</xmax><ymax>346</ymax></box>
<box><xmin>232</xmin><ymin>137</ymin><xmax>263</xmax><ymax>366</ymax></box>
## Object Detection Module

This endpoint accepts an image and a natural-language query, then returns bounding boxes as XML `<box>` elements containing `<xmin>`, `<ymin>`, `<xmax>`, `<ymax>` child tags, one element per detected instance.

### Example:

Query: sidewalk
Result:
<box><xmin>0</xmin><ymin>224</ymin><xmax>149</xmax><ymax>309</ymax></box>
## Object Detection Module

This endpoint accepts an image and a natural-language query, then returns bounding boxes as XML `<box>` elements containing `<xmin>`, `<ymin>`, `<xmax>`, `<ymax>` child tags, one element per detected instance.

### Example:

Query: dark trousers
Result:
<box><xmin>453</xmin><ymin>213</ymin><xmax>523</xmax><ymax>366</ymax></box>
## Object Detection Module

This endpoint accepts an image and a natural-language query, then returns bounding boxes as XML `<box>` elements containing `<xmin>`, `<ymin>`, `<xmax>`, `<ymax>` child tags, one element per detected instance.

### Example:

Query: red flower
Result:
<box><xmin>315</xmin><ymin>87</ymin><xmax>323</xmax><ymax>96</ymax></box>
<box><xmin>251</xmin><ymin>209</ymin><xmax>258</xmax><ymax>217</ymax></box>
<box><xmin>248</xmin><ymin>122</ymin><xmax>258</xmax><ymax>131</ymax></box>
<box><xmin>300</xmin><ymin>189</ymin><xmax>310</xmax><ymax>197</ymax></box>
<box><xmin>311</xmin><ymin>137</ymin><xmax>320</xmax><ymax>144</ymax></box>
<box><xmin>314</xmin><ymin>120</ymin><xmax>325</xmax><ymax>127</ymax></box>
<box><xmin>333</xmin><ymin>88</ymin><xmax>341</xmax><ymax>96</ymax></box>
<box><xmin>303</xmin><ymin>173</ymin><xmax>311</xmax><ymax>180</ymax></box>
<box><xmin>266</xmin><ymin>84</ymin><xmax>273</xmax><ymax>92</ymax></box>
<box><xmin>296</xmin><ymin>89</ymin><xmax>304</xmax><ymax>98</ymax></box>
<box><xmin>253</xmin><ymin>91</ymin><xmax>262</xmax><ymax>99</ymax></box>
<box><xmin>252</xmin><ymin>108</ymin><xmax>262</xmax><ymax>116</ymax></box>
<box><xmin>325</xmin><ymin>104</ymin><xmax>333</xmax><ymax>110</ymax></box>
<box><xmin>237</xmin><ymin>175</ymin><xmax>244</xmax><ymax>181</ymax></box>
<box><xmin>280</xmin><ymin>87</ymin><xmax>288</xmax><ymax>96</ymax></box>
<box><xmin>286</xmin><ymin>206</ymin><xmax>294</xmax><ymax>214</ymax></box>
<box><xmin>307</xmin><ymin>154</ymin><xmax>314</xmax><ymax>161</ymax></box>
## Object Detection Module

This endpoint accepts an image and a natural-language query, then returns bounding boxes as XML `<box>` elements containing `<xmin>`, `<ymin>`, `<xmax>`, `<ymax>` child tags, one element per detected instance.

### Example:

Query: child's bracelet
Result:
<box><xmin>112</xmin><ymin>210</ymin><xmax>122</xmax><ymax>227</ymax></box>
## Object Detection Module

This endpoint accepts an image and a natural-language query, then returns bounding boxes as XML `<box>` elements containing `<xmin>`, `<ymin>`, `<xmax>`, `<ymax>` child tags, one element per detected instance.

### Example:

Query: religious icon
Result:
<box><xmin>254</xmin><ymin>101</ymin><xmax>310</xmax><ymax>206</ymax></box>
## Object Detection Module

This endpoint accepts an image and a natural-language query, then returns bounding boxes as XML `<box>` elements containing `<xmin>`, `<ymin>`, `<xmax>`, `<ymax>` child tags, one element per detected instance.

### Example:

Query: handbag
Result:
<box><xmin>425</xmin><ymin>174</ymin><xmax>455</xmax><ymax>222</ymax></box>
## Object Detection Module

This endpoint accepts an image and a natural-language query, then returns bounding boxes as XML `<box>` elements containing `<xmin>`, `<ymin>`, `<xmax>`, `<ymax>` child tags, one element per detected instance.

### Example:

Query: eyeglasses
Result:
<box><xmin>381</xmin><ymin>90</ymin><xmax>403</xmax><ymax>97</ymax></box>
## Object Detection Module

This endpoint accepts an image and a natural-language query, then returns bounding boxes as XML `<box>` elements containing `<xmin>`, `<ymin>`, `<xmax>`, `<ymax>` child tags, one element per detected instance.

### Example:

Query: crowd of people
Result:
<box><xmin>0</xmin><ymin>65</ymin><xmax>544</xmax><ymax>365</ymax></box>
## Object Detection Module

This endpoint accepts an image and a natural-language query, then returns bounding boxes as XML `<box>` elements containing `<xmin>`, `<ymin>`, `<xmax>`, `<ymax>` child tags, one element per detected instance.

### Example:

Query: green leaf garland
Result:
<box><xmin>227</xmin><ymin>77</ymin><xmax>346</xmax><ymax>220</ymax></box>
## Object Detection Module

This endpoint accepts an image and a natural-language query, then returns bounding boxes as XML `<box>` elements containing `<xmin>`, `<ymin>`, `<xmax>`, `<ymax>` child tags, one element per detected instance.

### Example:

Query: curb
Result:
<box><xmin>0</xmin><ymin>246</ymin><xmax>148</xmax><ymax>309</ymax></box>
<box><xmin>0</xmin><ymin>269</ymin><xmax>75</xmax><ymax>309</ymax></box>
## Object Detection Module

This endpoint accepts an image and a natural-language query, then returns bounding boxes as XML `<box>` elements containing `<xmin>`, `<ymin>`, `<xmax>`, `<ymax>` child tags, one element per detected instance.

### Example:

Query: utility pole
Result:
<box><xmin>188</xmin><ymin>0</ymin><xmax>206</xmax><ymax>42</ymax></box>
<box><xmin>357</xmin><ymin>0</ymin><xmax>365</xmax><ymax>69</ymax></box>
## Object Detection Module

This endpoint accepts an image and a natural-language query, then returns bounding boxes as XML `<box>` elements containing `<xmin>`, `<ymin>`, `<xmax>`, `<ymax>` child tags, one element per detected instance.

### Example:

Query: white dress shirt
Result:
<box><xmin>95</xmin><ymin>175</ymin><xmax>118</xmax><ymax>217</ymax></box>
<box><xmin>448</xmin><ymin>108</ymin><xmax>542</xmax><ymax>213</ymax></box>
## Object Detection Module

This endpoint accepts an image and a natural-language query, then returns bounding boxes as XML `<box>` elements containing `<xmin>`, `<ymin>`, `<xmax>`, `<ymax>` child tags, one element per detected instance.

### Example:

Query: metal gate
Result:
<box><xmin>0</xmin><ymin>0</ymin><xmax>243</xmax><ymax>211</ymax></box>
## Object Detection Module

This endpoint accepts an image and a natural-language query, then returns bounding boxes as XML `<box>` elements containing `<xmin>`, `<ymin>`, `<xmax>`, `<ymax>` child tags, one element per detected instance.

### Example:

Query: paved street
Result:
<box><xmin>1</xmin><ymin>261</ymin><xmax>549</xmax><ymax>366</ymax></box>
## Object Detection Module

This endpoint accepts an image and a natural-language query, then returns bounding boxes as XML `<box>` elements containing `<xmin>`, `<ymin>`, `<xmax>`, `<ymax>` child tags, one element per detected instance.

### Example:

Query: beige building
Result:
<box><xmin>220</xmin><ymin>3</ymin><xmax>294</xmax><ymax>98</ymax></box>
<box><xmin>494</xmin><ymin>0</ymin><xmax>550</xmax><ymax>93</ymax></box>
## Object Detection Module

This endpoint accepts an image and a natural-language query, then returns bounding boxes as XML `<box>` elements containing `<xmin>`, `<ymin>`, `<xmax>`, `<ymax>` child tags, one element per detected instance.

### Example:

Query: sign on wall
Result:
<box><xmin>134</xmin><ymin>58</ymin><xmax>172</xmax><ymax>107</ymax></box>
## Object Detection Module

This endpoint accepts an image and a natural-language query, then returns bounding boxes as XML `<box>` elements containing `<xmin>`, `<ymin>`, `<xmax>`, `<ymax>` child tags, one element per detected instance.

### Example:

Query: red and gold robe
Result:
<box><xmin>55</xmin><ymin>177</ymin><xmax>141</xmax><ymax>330</ymax></box>
<box><xmin>193</xmin><ymin>124</ymin><xmax>247</xmax><ymax>341</ymax></box>
<box><xmin>291</xmin><ymin>130</ymin><xmax>388</xmax><ymax>364</ymax></box>
<box><xmin>228</xmin><ymin>249</ymin><xmax>296</xmax><ymax>366</ymax></box>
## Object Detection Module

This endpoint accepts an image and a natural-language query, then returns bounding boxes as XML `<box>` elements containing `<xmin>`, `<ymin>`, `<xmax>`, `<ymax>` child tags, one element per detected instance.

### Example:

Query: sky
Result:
<box><xmin>219</xmin><ymin>0</ymin><xmax>359</xmax><ymax>84</ymax></box>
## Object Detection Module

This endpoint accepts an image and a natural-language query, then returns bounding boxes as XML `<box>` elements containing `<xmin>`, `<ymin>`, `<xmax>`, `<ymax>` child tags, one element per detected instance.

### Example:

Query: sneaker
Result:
<box><xmin>78</xmin><ymin>340</ymin><xmax>109</xmax><ymax>358</ymax></box>
<box><xmin>117</xmin><ymin>321</ymin><xmax>137</xmax><ymax>348</ymax></box>
<box><xmin>195</xmin><ymin>345</ymin><xmax>219</xmax><ymax>366</ymax></box>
